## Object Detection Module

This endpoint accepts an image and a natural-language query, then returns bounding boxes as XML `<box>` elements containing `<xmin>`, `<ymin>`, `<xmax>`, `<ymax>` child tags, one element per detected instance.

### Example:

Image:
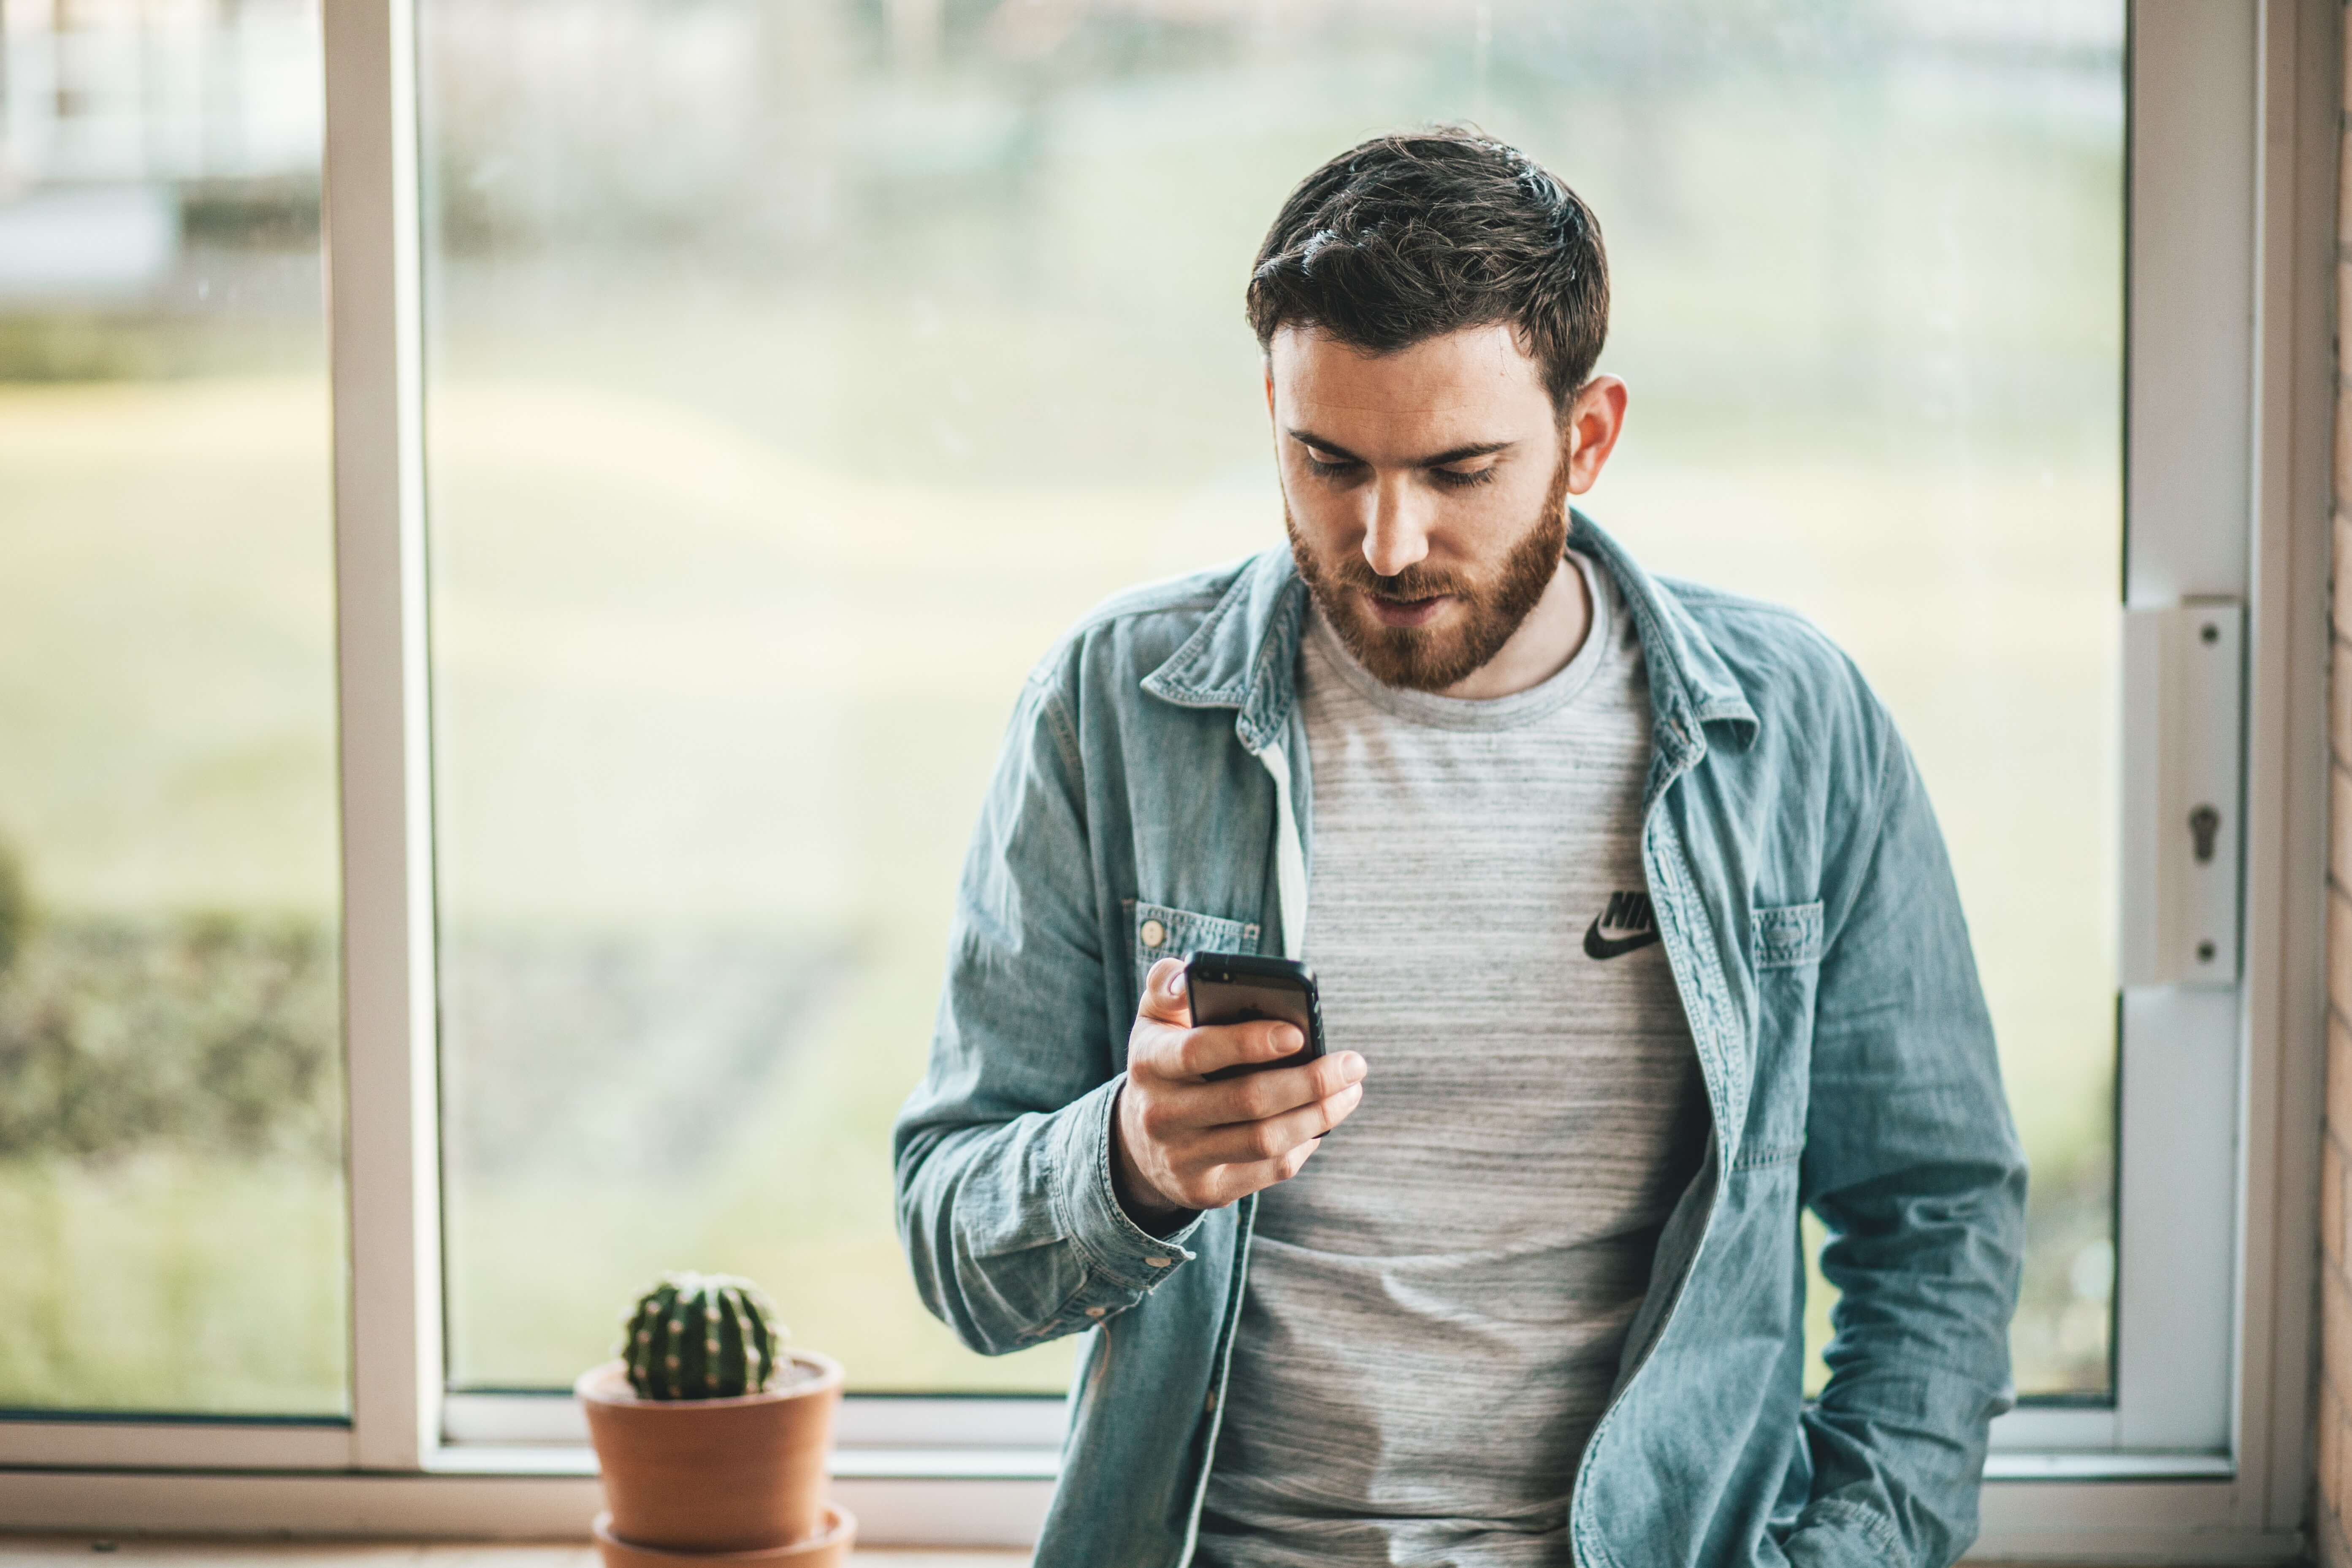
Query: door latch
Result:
<box><xmin>2120</xmin><ymin>600</ymin><xmax>2243</xmax><ymax>987</ymax></box>
<box><xmin>2188</xmin><ymin>804</ymin><xmax>2220</xmax><ymax>864</ymax></box>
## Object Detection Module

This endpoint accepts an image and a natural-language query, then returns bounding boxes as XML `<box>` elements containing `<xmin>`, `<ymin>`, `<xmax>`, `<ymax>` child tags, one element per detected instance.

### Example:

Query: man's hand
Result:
<box><xmin>1111</xmin><ymin>956</ymin><xmax>1368</xmax><ymax>1228</ymax></box>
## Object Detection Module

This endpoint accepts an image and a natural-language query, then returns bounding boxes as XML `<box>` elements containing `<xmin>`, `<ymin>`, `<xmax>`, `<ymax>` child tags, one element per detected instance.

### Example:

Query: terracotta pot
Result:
<box><xmin>590</xmin><ymin>1506</ymin><xmax>855</xmax><ymax>1568</ymax></box>
<box><xmin>577</xmin><ymin>1352</ymin><xmax>844</xmax><ymax>1553</ymax></box>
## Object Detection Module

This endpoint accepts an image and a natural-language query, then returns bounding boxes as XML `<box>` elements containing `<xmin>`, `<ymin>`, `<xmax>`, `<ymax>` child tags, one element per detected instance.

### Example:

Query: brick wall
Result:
<box><xmin>2321</xmin><ymin>13</ymin><xmax>2352</xmax><ymax>1562</ymax></box>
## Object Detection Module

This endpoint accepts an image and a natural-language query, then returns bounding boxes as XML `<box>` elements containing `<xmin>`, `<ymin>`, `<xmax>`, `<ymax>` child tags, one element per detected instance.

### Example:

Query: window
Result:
<box><xmin>420</xmin><ymin>0</ymin><xmax>2123</xmax><ymax>1404</ymax></box>
<box><xmin>0</xmin><ymin>2</ymin><xmax>2331</xmax><ymax>1560</ymax></box>
<box><xmin>0</xmin><ymin>0</ymin><xmax>347</xmax><ymax>1424</ymax></box>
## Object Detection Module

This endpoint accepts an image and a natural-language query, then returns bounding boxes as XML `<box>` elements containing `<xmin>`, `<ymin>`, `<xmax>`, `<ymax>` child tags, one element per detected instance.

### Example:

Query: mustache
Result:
<box><xmin>1322</xmin><ymin>560</ymin><xmax>1472</xmax><ymax>601</ymax></box>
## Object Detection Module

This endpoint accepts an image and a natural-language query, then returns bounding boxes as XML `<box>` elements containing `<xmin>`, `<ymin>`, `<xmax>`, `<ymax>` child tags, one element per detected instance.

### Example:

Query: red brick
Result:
<box><xmin>2327</xmin><ymin>1505</ymin><xmax>2352</xmax><ymax>1568</ymax></box>
<box><xmin>2332</xmin><ymin>888</ymin><xmax>2352</xmax><ymax>1026</ymax></box>
<box><xmin>2336</xmin><ymin>770</ymin><xmax>2352</xmax><ymax>913</ymax></box>
<box><xmin>2334</xmin><ymin>636</ymin><xmax>2352</xmax><ymax>769</ymax></box>
<box><xmin>2340</xmin><ymin>265</ymin><xmax>2352</xmax><ymax>422</ymax></box>
<box><xmin>2339</xmin><ymin>119</ymin><xmax>2352</xmax><ymax>249</ymax></box>
<box><xmin>2336</xmin><ymin>391</ymin><xmax>2352</xmax><ymax>516</ymax></box>
<box><xmin>2339</xmin><ymin>260</ymin><xmax>2352</xmax><ymax>404</ymax></box>
<box><xmin>2327</xmin><ymin>1137</ymin><xmax>2345</xmax><ymax>1266</ymax></box>
<box><xmin>2333</xmin><ymin>1013</ymin><xmax>2352</xmax><ymax>1155</ymax></box>
<box><xmin>2326</xmin><ymin>1266</ymin><xmax>2352</xmax><ymax>1400</ymax></box>
<box><xmin>2337</xmin><ymin>1387</ymin><xmax>2352</xmax><ymax>1557</ymax></box>
<box><xmin>2322</xmin><ymin>1376</ymin><xmax>2345</xmax><ymax>1523</ymax></box>
<box><xmin>2339</xmin><ymin>511</ymin><xmax>2352</xmax><ymax>647</ymax></box>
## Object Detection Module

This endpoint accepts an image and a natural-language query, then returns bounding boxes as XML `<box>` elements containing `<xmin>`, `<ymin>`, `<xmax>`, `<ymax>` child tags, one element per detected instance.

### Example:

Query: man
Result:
<box><xmin>895</xmin><ymin>130</ymin><xmax>2024</xmax><ymax>1568</ymax></box>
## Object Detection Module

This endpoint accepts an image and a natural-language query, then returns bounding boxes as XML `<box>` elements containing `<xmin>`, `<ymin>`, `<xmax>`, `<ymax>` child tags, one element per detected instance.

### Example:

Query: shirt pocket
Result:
<box><xmin>1743</xmin><ymin>900</ymin><xmax>1826</xmax><ymax>1165</ymax></box>
<box><xmin>1126</xmin><ymin>898</ymin><xmax>1261</xmax><ymax>997</ymax></box>
<box><xmin>1752</xmin><ymin>900</ymin><xmax>1825</xmax><ymax>969</ymax></box>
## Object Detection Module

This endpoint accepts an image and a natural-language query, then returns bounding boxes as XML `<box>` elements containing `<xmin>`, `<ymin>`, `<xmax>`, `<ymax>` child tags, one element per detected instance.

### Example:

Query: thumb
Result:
<box><xmin>1138</xmin><ymin>956</ymin><xmax>1192</xmax><ymax>1024</ymax></box>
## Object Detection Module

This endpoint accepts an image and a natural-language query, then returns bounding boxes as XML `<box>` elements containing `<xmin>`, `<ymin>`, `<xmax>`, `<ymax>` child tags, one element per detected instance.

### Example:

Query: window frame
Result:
<box><xmin>0</xmin><ymin>0</ymin><xmax>2335</xmax><ymax>1557</ymax></box>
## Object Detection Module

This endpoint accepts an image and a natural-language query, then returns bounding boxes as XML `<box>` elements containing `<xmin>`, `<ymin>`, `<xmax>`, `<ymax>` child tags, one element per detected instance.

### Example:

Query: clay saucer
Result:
<box><xmin>590</xmin><ymin>1505</ymin><xmax>855</xmax><ymax>1568</ymax></box>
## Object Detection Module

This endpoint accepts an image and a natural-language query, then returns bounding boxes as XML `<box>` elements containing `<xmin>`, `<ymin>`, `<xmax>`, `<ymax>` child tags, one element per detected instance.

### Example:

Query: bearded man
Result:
<box><xmin>895</xmin><ymin>130</ymin><xmax>2025</xmax><ymax>1568</ymax></box>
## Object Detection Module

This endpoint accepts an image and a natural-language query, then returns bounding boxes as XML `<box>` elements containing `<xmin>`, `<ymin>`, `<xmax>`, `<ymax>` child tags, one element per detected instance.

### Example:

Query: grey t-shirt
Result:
<box><xmin>1195</xmin><ymin>549</ymin><xmax>1708</xmax><ymax>1568</ymax></box>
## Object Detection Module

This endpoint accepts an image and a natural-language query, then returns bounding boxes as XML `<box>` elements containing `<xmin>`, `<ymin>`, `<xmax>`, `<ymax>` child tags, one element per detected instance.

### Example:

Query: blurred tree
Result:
<box><xmin>0</xmin><ymin>909</ymin><xmax>339</xmax><ymax>1167</ymax></box>
<box><xmin>0</xmin><ymin>835</ymin><xmax>22</xmax><ymax>978</ymax></box>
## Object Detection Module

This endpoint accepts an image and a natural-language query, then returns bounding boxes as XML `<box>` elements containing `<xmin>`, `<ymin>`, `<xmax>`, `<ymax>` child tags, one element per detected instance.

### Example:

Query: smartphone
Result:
<box><xmin>1185</xmin><ymin>952</ymin><xmax>1326</xmax><ymax>1081</ymax></box>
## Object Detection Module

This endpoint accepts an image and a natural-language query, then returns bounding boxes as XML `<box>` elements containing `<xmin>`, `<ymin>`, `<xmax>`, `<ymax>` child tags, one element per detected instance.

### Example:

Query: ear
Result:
<box><xmin>1562</xmin><ymin>375</ymin><xmax>1629</xmax><ymax>496</ymax></box>
<box><xmin>1263</xmin><ymin>360</ymin><xmax>1276</xmax><ymax>422</ymax></box>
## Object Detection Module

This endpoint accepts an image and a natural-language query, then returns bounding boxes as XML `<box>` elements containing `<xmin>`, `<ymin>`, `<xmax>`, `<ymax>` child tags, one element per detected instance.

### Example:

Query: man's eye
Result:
<box><xmin>1432</xmin><ymin>465</ymin><xmax>1498</xmax><ymax>490</ymax></box>
<box><xmin>1304</xmin><ymin>451</ymin><xmax>1357</xmax><ymax>477</ymax></box>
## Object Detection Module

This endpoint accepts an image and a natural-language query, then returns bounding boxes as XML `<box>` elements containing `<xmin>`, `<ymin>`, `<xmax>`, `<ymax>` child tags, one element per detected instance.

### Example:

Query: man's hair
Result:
<box><xmin>1245</xmin><ymin>129</ymin><xmax>1608</xmax><ymax>413</ymax></box>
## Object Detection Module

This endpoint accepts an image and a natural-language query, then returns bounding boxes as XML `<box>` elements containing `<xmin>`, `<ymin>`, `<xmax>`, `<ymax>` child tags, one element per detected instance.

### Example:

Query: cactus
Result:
<box><xmin>618</xmin><ymin>1271</ymin><xmax>788</xmax><ymax>1400</ymax></box>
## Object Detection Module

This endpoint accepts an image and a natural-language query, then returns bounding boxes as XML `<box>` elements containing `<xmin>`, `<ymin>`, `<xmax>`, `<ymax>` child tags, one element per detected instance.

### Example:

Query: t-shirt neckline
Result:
<box><xmin>1302</xmin><ymin>547</ymin><xmax>1618</xmax><ymax>732</ymax></box>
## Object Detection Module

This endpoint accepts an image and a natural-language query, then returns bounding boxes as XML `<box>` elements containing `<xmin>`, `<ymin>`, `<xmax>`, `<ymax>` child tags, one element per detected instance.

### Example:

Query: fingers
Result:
<box><xmin>1202</xmin><ymin>1050</ymin><xmax>1366</xmax><ymax>1122</ymax></box>
<box><xmin>1136</xmin><ymin>957</ymin><xmax>1191</xmax><ymax>1025</ymax></box>
<box><xmin>1132</xmin><ymin>1011</ymin><xmax>1302</xmax><ymax>1082</ymax></box>
<box><xmin>1120</xmin><ymin>961</ymin><xmax>1371</xmax><ymax>1212</ymax></box>
<box><xmin>1171</xmin><ymin>1018</ymin><xmax>1303</xmax><ymax>1079</ymax></box>
<box><xmin>1135</xmin><ymin>1077</ymin><xmax>1367</xmax><ymax>1210</ymax></box>
<box><xmin>1170</xmin><ymin>1120</ymin><xmax>1342</xmax><ymax>1208</ymax></box>
<box><xmin>1193</xmin><ymin>1080</ymin><xmax>1363</xmax><ymax>1166</ymax></box>
<box><xmin>1131</xmin><ymin>960</ymin><xmax>1317</xmax><ymax>1080</ymax></box>
<box><xmin>1132</xmin><ymin>1041</ymin><xmax>1365</xmax><ymax>1139</ymax></box>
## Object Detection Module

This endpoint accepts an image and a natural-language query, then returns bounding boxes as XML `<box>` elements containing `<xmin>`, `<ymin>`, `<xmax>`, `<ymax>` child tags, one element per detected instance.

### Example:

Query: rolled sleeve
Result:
<box><xmin>1051</xmin><ymin>1073</ymin><xmax>1204</xmax><ymax>1292</ymax></box>
<box><xmin>1780</xmin><ymin>1502</ymin><xmax>1908</xmax><ymax>1568</ymax></box>
<box><xmin>896</xmin><ymin>666</ymin><xmax>1207</xmax><ymax>1354</ymax></box>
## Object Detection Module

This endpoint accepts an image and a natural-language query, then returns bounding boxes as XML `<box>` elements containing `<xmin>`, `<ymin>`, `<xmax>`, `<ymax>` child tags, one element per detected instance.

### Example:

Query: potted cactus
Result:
<box><xmin>577</xmin><ymin>1272</ymin><xmax>851</xmax><ymax>1567</ymax></box>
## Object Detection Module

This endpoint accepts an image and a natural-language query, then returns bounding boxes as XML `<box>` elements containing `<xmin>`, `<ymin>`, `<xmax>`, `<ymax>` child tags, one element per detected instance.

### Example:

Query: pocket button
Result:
<box><xmin>1140</xmin><ymin>919</ymin><xmax>1167</xmax><ymax>949</ymax></box>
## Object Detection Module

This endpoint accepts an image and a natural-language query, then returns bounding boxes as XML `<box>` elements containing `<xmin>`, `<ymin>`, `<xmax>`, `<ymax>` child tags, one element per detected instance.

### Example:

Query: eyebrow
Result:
<box><xmin>1287</xmin><ymin>428</ymin><xmax>1518</xmax><ymax>468</ymax></box>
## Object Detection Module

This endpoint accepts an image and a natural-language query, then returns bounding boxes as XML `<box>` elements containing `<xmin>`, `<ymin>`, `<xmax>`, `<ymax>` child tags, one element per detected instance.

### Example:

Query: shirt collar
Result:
<box><xmin>1141</xmin><ymin>509</ymin><xmax>1760</xmax><ymax>763</ymax></box>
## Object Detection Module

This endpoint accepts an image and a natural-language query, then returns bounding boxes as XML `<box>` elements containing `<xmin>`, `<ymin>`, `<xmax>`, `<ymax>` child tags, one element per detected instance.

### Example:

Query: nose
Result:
<box><xmin>1361</xmin><ymin>477</ymin><xmax>1432</xmax><ymax>579</ymax></box>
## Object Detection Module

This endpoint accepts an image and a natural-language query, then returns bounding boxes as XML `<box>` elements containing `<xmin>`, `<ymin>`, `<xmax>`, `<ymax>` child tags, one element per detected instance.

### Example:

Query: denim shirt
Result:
<box><xmin>893</xmin><ymin>512</ymin><xmax>2027</xmax><ymax>1568</ymax></box>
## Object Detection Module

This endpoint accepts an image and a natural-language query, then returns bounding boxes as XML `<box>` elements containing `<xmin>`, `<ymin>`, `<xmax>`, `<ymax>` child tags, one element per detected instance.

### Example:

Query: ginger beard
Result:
<box><xmin>1285</xmin><ymin>439</ymin><xmax>1574</xmax><ymax>694</ymax></box>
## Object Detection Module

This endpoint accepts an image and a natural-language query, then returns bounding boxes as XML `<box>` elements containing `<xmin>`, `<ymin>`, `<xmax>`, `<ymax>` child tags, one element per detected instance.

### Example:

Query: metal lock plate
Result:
<box><xmin>2119</xmin><ymin>599</ymin><xmax>2244</xmax><ymax>988</ymax></box>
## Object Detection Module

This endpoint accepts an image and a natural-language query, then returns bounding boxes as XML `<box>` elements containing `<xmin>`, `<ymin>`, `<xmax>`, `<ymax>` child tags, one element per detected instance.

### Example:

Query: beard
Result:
<box><xmin>1286</xmin><ymin>456</ymin><xmax>1572</xmax><ymax>694</ymax></box>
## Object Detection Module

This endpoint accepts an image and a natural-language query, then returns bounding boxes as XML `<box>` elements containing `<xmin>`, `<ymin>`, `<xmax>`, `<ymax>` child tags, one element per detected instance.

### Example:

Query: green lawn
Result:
<box><xmin>0</xmin><ymin>356</ymin><xmax>2114</xmax><ymax>1407</ymax></box>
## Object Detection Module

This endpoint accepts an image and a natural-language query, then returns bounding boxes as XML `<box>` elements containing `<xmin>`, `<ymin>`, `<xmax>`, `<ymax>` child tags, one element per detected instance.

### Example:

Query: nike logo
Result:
<box><xmin>1584</xmin><ymin>890</ymin><xmax>1662</xmax><ymax>959</ymax></box>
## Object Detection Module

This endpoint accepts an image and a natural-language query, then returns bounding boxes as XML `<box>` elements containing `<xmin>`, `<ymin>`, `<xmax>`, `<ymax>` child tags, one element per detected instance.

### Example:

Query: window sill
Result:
<box><xmin>427</xmin><ymin>1444</ymin><xmax>1062</xmax><ymax>1481</ymax></box>
<box><xmin>0</xmin><ymin>1462</ymin><xmax>2297</xmax><ymax>1562</ymax></box>
<box><xmin>0</xmin><ymin>1538</ymin><xmax>1029</xmax><ymax>1567</ymax></box>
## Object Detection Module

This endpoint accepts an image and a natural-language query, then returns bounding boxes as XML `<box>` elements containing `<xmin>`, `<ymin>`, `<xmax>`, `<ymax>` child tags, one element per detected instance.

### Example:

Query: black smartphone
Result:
<box><xmin>1185</xmin><ymin>952</ymin><xmax>1326</xmax><ymax>1081</ymax></box>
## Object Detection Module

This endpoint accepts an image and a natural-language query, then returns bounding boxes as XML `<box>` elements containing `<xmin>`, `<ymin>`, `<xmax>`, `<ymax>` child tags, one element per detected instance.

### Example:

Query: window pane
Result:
<box><xmin>0</xmin><ymin>0</ymin><xmax>345</xmax><ymax>1416</ymax></box>
<box><xmin>424</xmin><ymin>0</ymin><xmax>2119</xmax><ymax>1397</ymax></box>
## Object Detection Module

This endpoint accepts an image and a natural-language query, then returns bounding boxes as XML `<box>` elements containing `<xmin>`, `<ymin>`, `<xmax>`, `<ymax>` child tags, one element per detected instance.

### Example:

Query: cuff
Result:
<box><xmin>1051</xmin><ymin>1072</ymin><xmax>1203</xmax><ymax>1294</ymax></box>
<box><xmin>1780</xmin><ymin>1501</ymin><xmax>1908</xmax><ymax>1568</ymax></box>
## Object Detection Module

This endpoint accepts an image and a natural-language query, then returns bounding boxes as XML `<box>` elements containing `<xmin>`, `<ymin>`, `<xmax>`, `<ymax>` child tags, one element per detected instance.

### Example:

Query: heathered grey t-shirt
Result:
<box><xmin>1195</xmin><ymin>549</ymin><xmax>1708</xmax><ymax>1568</ymax></box>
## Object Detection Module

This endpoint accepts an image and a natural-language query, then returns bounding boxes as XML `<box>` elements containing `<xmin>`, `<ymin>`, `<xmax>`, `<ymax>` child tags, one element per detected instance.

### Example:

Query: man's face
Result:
<box><xmin>1268</xmin><ymin>322</ymin><xmax>1576</xmax><ymax>693</ymax></box>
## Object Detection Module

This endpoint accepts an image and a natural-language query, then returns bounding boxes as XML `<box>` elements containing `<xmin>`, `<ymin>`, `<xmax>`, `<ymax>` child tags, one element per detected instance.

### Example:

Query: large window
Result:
<box><xmin>0</xmin><ymin>0</ymin><xmax>346</xmax><ymax>1419</ymax></box>
<box><xmin>419</xmin><ymin>0</ymin><xmax>2120</xmax><ymax>1400</ymax></box>
<box><xmin>0</xmin><ymin>1</ymin><xmax>2331</xmax><ymax>1559</ymax></box>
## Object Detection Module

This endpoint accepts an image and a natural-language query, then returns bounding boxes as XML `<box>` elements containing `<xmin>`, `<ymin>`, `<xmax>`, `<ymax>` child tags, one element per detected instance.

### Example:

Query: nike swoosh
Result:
<box><xmin>1584</xmin><ymin>918</ymin><xmax>1662</xmax><ymax>959</ymax></box>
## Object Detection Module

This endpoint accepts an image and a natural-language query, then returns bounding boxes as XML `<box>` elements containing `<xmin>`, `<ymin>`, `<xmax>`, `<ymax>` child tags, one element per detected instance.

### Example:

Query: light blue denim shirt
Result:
<box><xmin>893</xmin><ymin>511</ymin><xmax>2027</xmax><ymax>1568</ymax></box>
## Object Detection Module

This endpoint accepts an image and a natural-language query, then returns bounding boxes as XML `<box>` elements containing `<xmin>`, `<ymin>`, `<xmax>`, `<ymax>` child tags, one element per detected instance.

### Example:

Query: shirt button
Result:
<box><xmin>1145</xmin><ymin>1256</ymin><xmax>1172</xmax><ymax>1268</ymax></box>
<box><xmin>1084</xmin><ymin>1305</ymin><xmax>1107</xmax><ymax>1318</ymax></box>
<box><xmin>1140</xmin><ymin>919</ymin><xmax>1167</xmax><ymax>949</ymax></box>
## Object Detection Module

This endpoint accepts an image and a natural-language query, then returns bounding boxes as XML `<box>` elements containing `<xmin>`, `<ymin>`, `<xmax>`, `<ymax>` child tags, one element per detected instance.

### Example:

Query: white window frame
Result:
<box><xmin>0</xmin><ymin>0</ymin><xmax>2336</xmax><ymax>1557</ymax></box>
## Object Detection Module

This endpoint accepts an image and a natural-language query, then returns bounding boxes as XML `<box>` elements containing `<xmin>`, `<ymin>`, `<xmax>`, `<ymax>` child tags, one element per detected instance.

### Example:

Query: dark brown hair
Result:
<box><xmin>1245</xmin><ymin>129</ymin><xmax>1608</xmax><ymax>412</ymax></box>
